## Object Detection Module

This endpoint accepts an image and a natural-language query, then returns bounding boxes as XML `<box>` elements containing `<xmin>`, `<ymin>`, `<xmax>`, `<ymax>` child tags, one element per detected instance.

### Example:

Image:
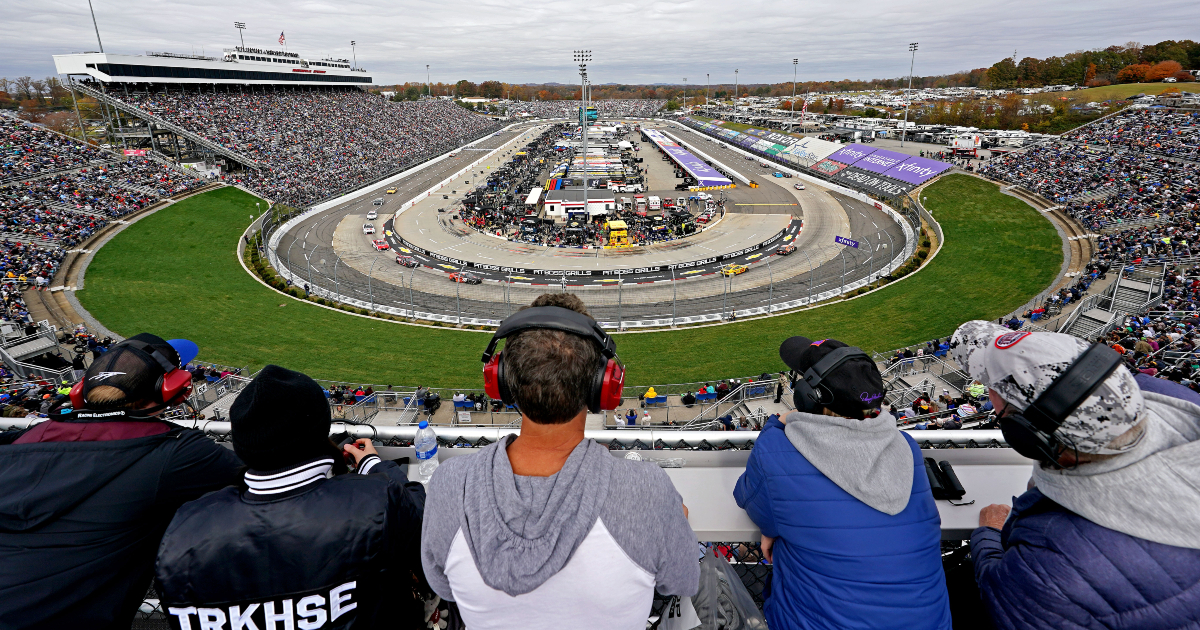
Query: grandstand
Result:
<box><xmin>53</xmin><ymin>50</ymin><xmax>505</xmax><ymax>207</ymax></box>
<box><xmin>3</xmin><ymin>34</ymin><xmax>1197</xmax><ymax>630</ymax></box>
<box><xmin>504</xmin><ymin>99</ymin><xmax>666</xmax><ymax>119</ymax></box>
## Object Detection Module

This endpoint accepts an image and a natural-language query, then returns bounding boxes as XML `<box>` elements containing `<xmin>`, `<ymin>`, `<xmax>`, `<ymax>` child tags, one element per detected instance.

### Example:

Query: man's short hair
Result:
<box><xmin>506</xmin><ymin>294</ymin><xmax>602</xmax><ymax>424</ymax></box>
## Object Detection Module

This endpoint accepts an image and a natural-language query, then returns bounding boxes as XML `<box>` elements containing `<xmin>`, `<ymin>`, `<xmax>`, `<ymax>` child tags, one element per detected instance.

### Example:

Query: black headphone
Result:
<box><xmin>998</xmin><ymin>343</ymin><xmax>1123</xmax><ymax>466</ymax></box>
<box><xmin>792</xmin><ymin>345</ymin><xmax>872</xmax><ymax>413</ymax></box>
<box><xmin>482</xmin><ymin>306</ymin><xmax>625</xmax><ymax>413</ymax></box>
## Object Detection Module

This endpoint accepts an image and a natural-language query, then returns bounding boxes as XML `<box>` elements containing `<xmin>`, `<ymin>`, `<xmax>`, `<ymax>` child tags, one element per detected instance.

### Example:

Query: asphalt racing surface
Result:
<box><xmin>272</xmin><ymin>118</ymin><xmax>909</xmax><ymax>325</ymax></box>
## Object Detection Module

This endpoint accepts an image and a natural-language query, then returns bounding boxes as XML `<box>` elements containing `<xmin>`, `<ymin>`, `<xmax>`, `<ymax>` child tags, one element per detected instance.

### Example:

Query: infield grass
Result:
<box><xmin>79</xmin><ymin>174</ymin><xmax>1060</xmax><ymax>387</ymax></box>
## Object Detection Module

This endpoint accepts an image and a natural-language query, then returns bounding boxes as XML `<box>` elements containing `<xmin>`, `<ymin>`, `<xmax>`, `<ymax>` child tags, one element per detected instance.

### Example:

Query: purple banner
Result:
<box><xmin>643</xmin><ymin>129</ymin><xmax>732</xmax><ymax>187</ymax></box>
<box><xmin>883</xmin><ymin>156</ymin><xmax>952</xmax><ymax>185</ymax></box>
<box><xmin>825</xmin><ymin>144</ymin><xmax>877</xmax><ymax>166</ymax></box>
<box><xmin>851</xmin><ymin>148</ymin><xmax>910</xmax><ymax>175</ymax></box>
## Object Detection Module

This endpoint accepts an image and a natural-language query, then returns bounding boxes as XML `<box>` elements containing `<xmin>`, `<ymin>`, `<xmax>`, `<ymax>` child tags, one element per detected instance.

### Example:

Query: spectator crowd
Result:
<box><xmin>503</xmin><ymin>99</ymin><xmax>666</xmax><ymax>119</ymax></box>
<box><xmin>119</xmin><ymin>88</ymin><xmax>504</xmax><ymax>207</ymax></box>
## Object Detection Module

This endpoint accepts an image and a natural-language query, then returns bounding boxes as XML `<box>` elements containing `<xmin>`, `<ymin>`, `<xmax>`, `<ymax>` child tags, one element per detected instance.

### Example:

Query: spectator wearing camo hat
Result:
<box><xmin>949</xmin><ymin>320</ymin><xmax>1200</xmax><ymax>630</ymax></box>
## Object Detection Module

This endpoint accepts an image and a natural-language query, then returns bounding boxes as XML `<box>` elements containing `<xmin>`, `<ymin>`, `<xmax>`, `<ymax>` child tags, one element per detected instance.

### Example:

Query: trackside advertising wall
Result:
<box><xmin>687</xmin><ymin>120</ymin><xmax>951</xmax><ymax>197</ymax></box>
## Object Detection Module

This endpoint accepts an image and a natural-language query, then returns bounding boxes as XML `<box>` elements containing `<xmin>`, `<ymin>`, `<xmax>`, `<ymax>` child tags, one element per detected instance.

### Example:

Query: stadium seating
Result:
<box><xmin>503</xmin><ymin>99</ymin><xmax>666</xmax><ymax>119</ymax></box>
<box><xmin>116</xmin><ymin>88</ymin><xmax>504</xmax><ymax>207</ymax></box>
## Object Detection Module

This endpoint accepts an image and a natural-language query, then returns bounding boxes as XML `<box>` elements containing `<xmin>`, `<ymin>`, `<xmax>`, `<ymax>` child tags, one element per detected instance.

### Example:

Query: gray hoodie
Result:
<box><xmin>421</xmin><ymin>436</ymin><xmax>699</xmax><ymax>611</ymax></box>
<box><xmin>1032</xmin><ymin>391</ymin><xmax>1200</xmax><ymax>549</ymax></box>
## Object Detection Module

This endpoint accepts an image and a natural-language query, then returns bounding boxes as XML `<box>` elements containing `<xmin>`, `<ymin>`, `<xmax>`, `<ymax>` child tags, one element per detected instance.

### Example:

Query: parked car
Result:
<box><xmin>362</xmin><ymin>224</ymin><xmax>375</xmax><ymax>234</ymax></box>
<box><xmin>449</xmin><ymin>271</ymin><xmax>482</xmax><ymax>284</ymax></box>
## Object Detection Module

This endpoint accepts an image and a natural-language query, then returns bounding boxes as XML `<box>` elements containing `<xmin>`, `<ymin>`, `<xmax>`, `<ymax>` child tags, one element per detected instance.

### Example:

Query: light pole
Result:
<box><xmin>671</xmin><ymin>266</ymin><xmax>677</xmax><ymax>326</ymax></box>
<box><xmin>706</xmin><ymin>73</ymin><xmax>710</xmax><ymax>108</ymax></box>
<box><xmin>617</xmin><ymin>277</ymin><xmax>624</xmax><ymax>330</ymax></box>
<box><xmin>682</xmin><ymin>77</ymin><xmax>687</xmax><ymax>110</ymax></box>
<box><xmin>733</xmin><ymin>69</ymin><xmax>738</xmax><ymax>114</ymax></box>
<box><xmin>839</xmin><ymin>248</ymin><xmax>848</xmax><ymax>295</ymax></box>
<box><xmin>455</xmin><ymin>264</ymin><xmax>463</xmax><ymax>324</ymax></box>
<box><xmin>426</xmin><ymin>64</ymin><xmax>431</xmax><ymax>99</ymax></box>
<box><xmin>234</xmin><ymin>22</ymin><xmax>246</xmax><ymax>49</ymax></box>
<box><xmin>802</xmin><ymin>249</ymin><xmax>813</xmax><ymax>304</ymax></box>
<box><xmin>333</xmin><ymin>256</ymin><xmax>341</xmax><ymax>302</ymax></box>
<box><xmin>902</xmin><ymin>42</ymin><xmax>918</xmax><ymax>147</ymax></box>
<box><xmin>88</xmin><ymin>0</ymin><xmax>105</xmax><ymax>52</ymax></box>
<box><xmin>574</xmin><ymin>50</ymin><xmax>591</xmax><ymax>219</ymax></box>
<box><xmin>883</xmin><ymin>229</ymin><xmax>896</xmax><ymax>274</ymax></box>
<box><xmin>351</xmin><ymin>40</ymin><xmax>357</xmax><ymax>70</ymax></box>
<box><xmin>407</xmin><ymin>266</ymin><xmax>416</xmax><ymax>320</ymax></box>
<box><xmin>791</xmin><ymin>59</ymin><xmax>798</xmax><ymax>122</ymax></box>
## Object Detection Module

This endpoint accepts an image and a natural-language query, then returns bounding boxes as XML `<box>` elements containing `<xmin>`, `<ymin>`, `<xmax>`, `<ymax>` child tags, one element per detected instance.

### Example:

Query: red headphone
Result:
<box><xmin>482</xmin><ymin>306</ymin><xmax>625</xmax><ymax>412</ymax></box>
<box><xmin>70</xmin><ymin>339</ymin><xmax>194</xmax><ymax>411</ymax></box>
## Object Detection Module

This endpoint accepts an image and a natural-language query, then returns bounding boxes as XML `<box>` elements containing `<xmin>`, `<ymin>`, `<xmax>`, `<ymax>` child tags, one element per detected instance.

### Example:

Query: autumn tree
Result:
<box><xmin>1145</xmin><ymin>60</ymin><xmax>1184</xmax><ymax>81</ymax></box>
<box><xmin>1084</xmin><ymin>63</ymin><xmax>1097</xmax><ymax>85</ymax></box>
<box><xmin>478</xmin><ymin>80</ymin><xmax>503</xmax><ymax>98</ymax></box>
<box><xmin>1116</xmin><ymin>63</ymin><xmax>1151</xmax><ymax>83</ymax></box>
<box><xmin>454</xmin><ymin>80</ymin><xmax>477</xmax><ymax>97</ymax></box>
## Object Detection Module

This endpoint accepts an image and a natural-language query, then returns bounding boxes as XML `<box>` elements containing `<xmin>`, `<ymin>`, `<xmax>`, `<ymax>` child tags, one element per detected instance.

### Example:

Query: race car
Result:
<box><xmin>366</xmin><ymin>209</ymin><xmax>378</xmax><ymax>220</ymax></box>
<box><xmin>449</xmin><ymin>271</ymin><xmax>482</xmax><ymax>284</ymax></box>
<box><xmin>386</xmin><ymin>188</ymin><xmax>397</xmax><ymax>194</ymax></box>
<box><xmin>371</xmin><ymin>239</ymin><xmax>390</xmax><ymax>251</ymax></box>
<box><xmin>776</xmin><ymin>244</ymin><xmax>796</xmax><ymax>256</ymax></box>
<box><xmin>721</xmin><ymin>264</ymin><xmax>748</xmax><ymax>276</ymax></box>
<box><xmin>396</xmin><ymin>254</ymin><xmax>418</xmax><ymax>267</ymax></box>
<box><xmin>793</xmin><ymin>183</ymin><xmax>806</xmax><ymax>190</ymax></box>
<box><xmin>362</xmin><ymin>223</ymin><xmax>375</xmax><ymax>234</ymax></box>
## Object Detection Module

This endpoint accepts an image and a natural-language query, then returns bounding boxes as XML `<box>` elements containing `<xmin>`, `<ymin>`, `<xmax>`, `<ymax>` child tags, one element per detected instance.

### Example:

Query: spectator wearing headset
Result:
<box><xmin>0</xmin><ymin>334</ymin><xmax>242</xmax><ymax>629</ymax></box>
<box><xmin>421</xmin><ymin>294</ymin><xmax>698</xmax><ymax>630</ymax></box>
<box><xmin>154</xmin><ymin>364</ymin><xmax>428</xmax><ymax>629</ymax></box>
<box><xmin>734</xmin><ymin>336</ymin><xmax>950</xmax><ymax>630</ymax></box>
<box><xmin>950</xmin><ymin>321</ymin><xmax>1200</xmax><ymax>630</ymax></box>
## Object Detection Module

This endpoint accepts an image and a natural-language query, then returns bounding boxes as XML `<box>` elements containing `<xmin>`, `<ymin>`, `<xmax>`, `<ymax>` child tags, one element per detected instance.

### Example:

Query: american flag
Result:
<box><xmin>278</xmin><ymin>31</ymin><xmax>285</xmax><ymax>45</ymax></box>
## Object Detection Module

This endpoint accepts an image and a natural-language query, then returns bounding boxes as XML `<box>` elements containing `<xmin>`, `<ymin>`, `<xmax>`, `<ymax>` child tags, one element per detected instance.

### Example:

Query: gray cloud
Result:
<box><xmin>1</xmin><ymin>0</ymin><xmax>1197</xmax><ymax>85</ymax></box>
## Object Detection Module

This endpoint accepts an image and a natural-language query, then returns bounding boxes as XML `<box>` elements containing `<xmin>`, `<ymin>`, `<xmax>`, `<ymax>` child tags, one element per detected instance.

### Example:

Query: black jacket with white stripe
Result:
<box><xmin>155</xmin><ymin>454</ymin><xmax>427</xmax><ymax>629</ymax></box>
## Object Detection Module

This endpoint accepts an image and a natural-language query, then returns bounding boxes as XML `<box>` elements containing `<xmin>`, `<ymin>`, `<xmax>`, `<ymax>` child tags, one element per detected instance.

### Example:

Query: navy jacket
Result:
<box><xmin>0</xmin><ymin>419</ymin><xmax>242</xmax><ymax>630</ymax></box>
<box><xmin>733</xmin><ymin>416</ymin><xmax>951</xmax><ymax>630</ymax></box>
<box><xmin>971</xmin><ymin>488</ymin><xmax>1200</xmax><ymax>630</ymax></box>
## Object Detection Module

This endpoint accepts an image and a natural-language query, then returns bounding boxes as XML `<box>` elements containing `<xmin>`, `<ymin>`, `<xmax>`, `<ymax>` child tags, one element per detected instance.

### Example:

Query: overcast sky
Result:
<box><xmin>2</xmin><ymin>0</ymin><xmax>1197</xmax><ymax>86</ymax></box>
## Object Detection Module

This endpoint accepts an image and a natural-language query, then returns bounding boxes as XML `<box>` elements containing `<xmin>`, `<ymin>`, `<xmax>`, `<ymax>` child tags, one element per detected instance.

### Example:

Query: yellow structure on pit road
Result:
<box><xmin>604</xmin><ymin>220</ymin><xmax>631</xmax><ymax>248</ymax></box>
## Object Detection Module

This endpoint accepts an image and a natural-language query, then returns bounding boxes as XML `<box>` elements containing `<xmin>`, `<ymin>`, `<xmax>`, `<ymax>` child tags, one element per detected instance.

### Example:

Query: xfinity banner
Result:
<box><xmin>836</xmin><ymin>167</ymin><xmax>915</xmax><ymax>197</ymax></box>
<box><xmin>851</xmin><ymin>148</ymin><xmax>910</xmax><ymax>175</ymax></box>
<box><xmin>825</xmin><ymin>144</ymin><xmax>878</xmax><ymax>166</ymax></box>
<box><xmin>883</xmin><ymin>156</ymin><xmax>952</xmax><ymax>185</ymax></box>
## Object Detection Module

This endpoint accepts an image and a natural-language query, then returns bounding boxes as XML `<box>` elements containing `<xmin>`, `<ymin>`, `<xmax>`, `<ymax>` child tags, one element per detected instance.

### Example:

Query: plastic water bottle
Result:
<box><xmin>415</xmin><ymin>420</ymin><xmax>439</xmax><ymax>484</ymax></box>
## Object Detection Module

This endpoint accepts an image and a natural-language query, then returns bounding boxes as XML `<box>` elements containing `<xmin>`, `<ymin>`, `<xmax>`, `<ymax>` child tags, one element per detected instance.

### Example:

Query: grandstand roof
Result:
<box><xmin>53</xmin><ymin>51</ymin><xmax>373</xmax><ymax>86</ymax></box>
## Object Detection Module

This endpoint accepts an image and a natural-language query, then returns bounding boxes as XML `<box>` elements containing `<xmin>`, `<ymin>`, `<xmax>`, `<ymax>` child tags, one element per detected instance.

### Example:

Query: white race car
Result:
<box><xmin>363</xmin><ymin>224</ymin><xmax>376</xmax><ymax>234</ymax></box>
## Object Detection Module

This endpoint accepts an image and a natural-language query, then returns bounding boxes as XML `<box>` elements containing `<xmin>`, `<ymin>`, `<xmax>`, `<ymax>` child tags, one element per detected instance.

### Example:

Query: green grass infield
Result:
<box><xmin>78</xmin><ymin>174</ymin><xmax>1060</xmax><ymax>387</ymax></box>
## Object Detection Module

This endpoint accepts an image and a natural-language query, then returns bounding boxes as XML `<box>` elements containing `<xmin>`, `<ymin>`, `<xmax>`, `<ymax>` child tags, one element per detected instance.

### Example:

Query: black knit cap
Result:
<box><xmin>230</xmin><ymin>364</ymin><xmax>334</xmax><ymax>470</ymax></box>
<box><xmin>779</xmin><ymin>336</ymin><xmax>885</xmax><ymax>417</ymax></box>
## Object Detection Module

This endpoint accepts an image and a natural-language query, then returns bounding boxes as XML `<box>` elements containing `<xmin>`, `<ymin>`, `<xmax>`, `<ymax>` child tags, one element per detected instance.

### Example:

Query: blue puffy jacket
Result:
<box><xmin>971</xmin><ymin>488</ymin><xmax>1200</xmax><ymax>630</ymax></box>
<box><xmin>733</xmin><ymin>416</ymin><xmax>951</xmax><ymax>630</ymax></box>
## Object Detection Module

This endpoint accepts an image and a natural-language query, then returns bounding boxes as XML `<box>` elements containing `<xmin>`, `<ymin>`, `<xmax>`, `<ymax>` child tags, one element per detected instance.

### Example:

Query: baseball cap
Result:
<box><xmin>80</xmin><ymin>333</ymin><xmax>196</xmax><ymax>408</ymax></box>
<box><xmin>779</xmin><ymin>336</ymin><xmax>885</xmax><ymax>417</ymax></box>
<box><xmin>949</xmin><ymin>320</ymin><xmax>1144</xmax><ymax>454</ymax></box>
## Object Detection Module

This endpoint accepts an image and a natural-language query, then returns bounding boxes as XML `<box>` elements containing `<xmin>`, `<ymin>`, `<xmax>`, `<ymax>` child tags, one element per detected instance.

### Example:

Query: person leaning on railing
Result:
<box><xmin>421</xmin><ymin>293</ymin><xmax>698</xmax><ymax>630</ymax></box>
<box><xmin>951</xmin><ymin>320</ymin><xmax>1200</xmax><ymax>630</ymax></box>
<box><xmin>733</xmin><ymin>335</ymin><xmax>951</xmax><ymax>630</ymax></box>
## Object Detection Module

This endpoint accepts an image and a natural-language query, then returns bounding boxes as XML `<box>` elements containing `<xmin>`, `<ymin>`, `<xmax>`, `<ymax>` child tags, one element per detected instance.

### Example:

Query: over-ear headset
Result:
<box><xmin>482</xmin><ymin>306</ymin><xmax>625</xmax><ymax>412</ymax></box>
<box><xmin>792</xmin><ymin>345</ymin><xmax>872</xmax><ymax>413</ymax></box>
<box><xmin>998</xmin><ymin>343</ymin><xmax>1123</xmax><ymax>466</ymax></box>
<box><xmin>69</xmin><ymin>339</ymin><xmax>194</xmax><ymax>411</ymax></box>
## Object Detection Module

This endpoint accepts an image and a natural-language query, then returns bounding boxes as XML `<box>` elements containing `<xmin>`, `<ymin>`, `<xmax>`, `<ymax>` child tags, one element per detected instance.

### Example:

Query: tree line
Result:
<box><xmin>983</xmin><ymin>40</ymin><xmax>1198</xmax><ymax>89</ymax></box>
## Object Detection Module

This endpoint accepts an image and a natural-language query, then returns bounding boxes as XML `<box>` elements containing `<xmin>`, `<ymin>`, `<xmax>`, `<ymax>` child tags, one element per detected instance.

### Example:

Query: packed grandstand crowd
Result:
<box><xmin>118</xmin><ymin>88</ymin><xmax>503</xmax><ymax>207</ymax></box>
<box><xmin>0</xmin><ymin>113</ymin><xmax>207</xmax><ymax>326</ymax></box>
<box><xmin>503</xmin><ymin>98</ymin><xmax>666</xmax><ymax>119</ymax></box>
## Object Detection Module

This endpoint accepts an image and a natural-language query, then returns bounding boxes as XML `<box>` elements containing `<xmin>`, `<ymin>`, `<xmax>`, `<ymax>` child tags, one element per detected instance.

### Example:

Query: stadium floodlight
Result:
<box><xmin>734</xmin><ymin>69</ymin><xmax>738</xmax><ymax>113</ymax></box>
<box><xmin>573</xmin><ymin>51</ymin><xmax>592</xmax><ymax>222</ymax></box>
<box><xmin>234</xmin><ymin>22</ymin><xmax>246</xmax><ymax>49</ymax></box>
<box><xmin>706</xmin><ymin>73</ymin><xmax>709</xmax><ymax>107</ymax></box>
<box><xmin>791</xmin><ymin>59</ymin><xmax>798</xmax><ymax>121</ymax></box>
<box><xmin>351</xmin><ymin>40</ymin><xmax>357</xmax><ymax>70</ymax></box>
<box><xmin>902</xmin><ymin>42</ymin><xmax>918</xmax><ymax>147</ymax></box>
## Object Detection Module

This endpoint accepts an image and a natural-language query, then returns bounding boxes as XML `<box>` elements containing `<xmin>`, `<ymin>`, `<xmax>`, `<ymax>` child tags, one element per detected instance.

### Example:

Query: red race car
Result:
<box><xmin>396</xmin><ymin>254</ymin><xmax>418</xmax><ymax>267</ymax></box>
<box><xmin>371</xmin><ymin>239</ymin><xmax>390</xmax><ymax>251</ymax></box>
<box><xmin>776</xmin><ymin>244</ymin><xmax>796</xmax><ymax>256</ymax></box>
<box><xmin>449</xmin><ymin>271</ymin><xmax>482</xmax><ymax>284</ymax></box>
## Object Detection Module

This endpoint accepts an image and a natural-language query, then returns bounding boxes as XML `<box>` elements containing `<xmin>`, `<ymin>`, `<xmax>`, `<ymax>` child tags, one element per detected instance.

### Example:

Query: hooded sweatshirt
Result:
<box><xmin>421</xmin><ymin>436</ymin><xmax>699</xmax><ymax>630</ymax></box>
<box><xmin>1031</xmin><ymin>391</ymin><xmax>1200</xmax><ymax>549</ymax></box>
<box><xmin>783</xmin><ymin>409</ymin><xmax>914</xmax><ymax>515</ymax></box>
